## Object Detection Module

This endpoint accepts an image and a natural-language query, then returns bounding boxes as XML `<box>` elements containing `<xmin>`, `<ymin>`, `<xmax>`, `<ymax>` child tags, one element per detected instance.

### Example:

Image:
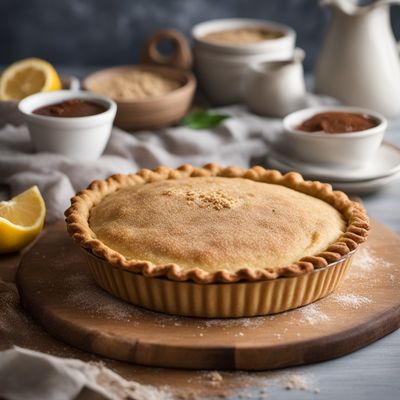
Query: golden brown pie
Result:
<box><xmin>65</xmin><ymin>164</ymin><xmax>369</xmax><ymax>317</ymax></box>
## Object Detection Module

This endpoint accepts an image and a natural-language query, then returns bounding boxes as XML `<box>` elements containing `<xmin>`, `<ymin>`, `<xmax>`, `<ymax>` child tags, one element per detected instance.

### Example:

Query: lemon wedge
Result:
<box><xmin>0</xmin><ymin>58</ymin><xmax>62</xmax><ymax>101</ymax></box>
<box><xmin>0</xmin><ymin>186</ymin><xmax>46</xmax><ymax>253</ymax></box>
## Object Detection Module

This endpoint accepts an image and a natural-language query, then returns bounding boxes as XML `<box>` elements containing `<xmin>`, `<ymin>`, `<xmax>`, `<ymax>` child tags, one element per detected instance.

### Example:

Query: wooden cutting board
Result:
<box><xmin>17</xmin><ymin>220</ymin><xmax>400</xmax><ymax>370</ymax></box>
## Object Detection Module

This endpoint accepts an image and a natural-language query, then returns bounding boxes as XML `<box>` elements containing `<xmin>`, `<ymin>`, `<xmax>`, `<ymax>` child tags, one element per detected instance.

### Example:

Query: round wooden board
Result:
<box><xmin>17</xmin><ymin>221</ymin><xmax>400</xmax><ymax>370</ymax></box>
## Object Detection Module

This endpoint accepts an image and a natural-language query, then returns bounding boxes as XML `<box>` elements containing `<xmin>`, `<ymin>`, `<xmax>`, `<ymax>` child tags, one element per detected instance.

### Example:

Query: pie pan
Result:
<box><xmin>65</xmin><ymin>164</ymin><xmax>368</xmax><ymax>318</ymax></box>
<box><xmin>84</xmin><ymin>248</ymin><xmax>355</xmax><ymax>318</ymax></box>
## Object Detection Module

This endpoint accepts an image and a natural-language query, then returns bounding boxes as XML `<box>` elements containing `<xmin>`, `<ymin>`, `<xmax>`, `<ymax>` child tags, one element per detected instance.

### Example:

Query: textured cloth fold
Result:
<box><xmin>0</xmin><ymin>347</ymin><xmax>172</xmax><ymax>400</ymax></box>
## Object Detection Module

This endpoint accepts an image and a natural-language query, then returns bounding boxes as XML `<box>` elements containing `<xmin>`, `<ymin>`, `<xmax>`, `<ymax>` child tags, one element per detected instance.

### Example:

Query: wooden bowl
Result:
<box><xmin>83</xmin><ymin>30</ymin><xmax>196</xmax><ymax>131</ymax></box>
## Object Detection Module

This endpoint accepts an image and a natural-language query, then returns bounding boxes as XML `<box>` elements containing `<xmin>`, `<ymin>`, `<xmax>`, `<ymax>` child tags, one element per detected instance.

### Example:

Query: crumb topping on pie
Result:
<box><xmin>161</xmin><ymin>187</ymin><xmax>241</xmax><ymax>210</ymax></box>
<box><xmin>89</xmin><ymin>177</ymin><xmax>345</xmax><ymax>273</ymax></box>
<box><xmin>65</xmin><ymin>164</ymin><xmax>369</xmax><ymax>283</ymax></box>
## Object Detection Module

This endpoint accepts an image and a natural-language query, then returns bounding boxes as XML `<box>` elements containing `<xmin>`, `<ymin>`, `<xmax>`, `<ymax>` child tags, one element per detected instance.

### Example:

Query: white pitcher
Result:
<box><xmin>315</xmin><ymin>0</ymin><xmax>400</xmax><ymax>117</ymax></box>
<box><xmin>244</xmin><ymin>48</ymin><xmax>306</xmax><ymax>117</ymax></box>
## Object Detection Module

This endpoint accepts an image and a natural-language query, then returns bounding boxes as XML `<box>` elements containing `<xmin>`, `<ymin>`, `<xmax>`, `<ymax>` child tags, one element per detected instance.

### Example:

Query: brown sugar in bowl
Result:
<box><xmin>83</xmin><ymin>30</ymin><xmax>196</xmax><ymax>131</ymax></box>
<box><xmin>84</xmin><ymin>65</ymin><xmax>196</xmax><ymax>131</ymax></box>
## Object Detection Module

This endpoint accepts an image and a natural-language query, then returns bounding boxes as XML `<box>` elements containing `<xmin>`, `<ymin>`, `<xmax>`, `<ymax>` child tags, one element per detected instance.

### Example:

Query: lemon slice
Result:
<box><xmin>0</xmin><ymin>58</ymin><xmax>62</xmax><ymax>101</ymax></box>
<box><xmin>0</xmin><ymin>186</ymin><xmax>46</xmax><ymax>253</ymax></box>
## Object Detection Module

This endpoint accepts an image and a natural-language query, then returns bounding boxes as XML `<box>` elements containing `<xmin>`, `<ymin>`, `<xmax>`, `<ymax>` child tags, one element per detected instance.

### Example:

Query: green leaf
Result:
<box><xmin>181</xmin><ymin>110</ymin><xmax>230</xmax><ymax>130</ymax></box>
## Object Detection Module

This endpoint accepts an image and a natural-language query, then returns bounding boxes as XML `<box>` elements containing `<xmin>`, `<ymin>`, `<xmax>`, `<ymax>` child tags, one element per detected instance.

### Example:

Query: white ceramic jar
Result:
<box><xmin>192</xmin><ymin>19</ymin><xmax>296</xmax><ymax>105</ymax></box>
<box><xmin>18</xmin><ymin>90</ymin><xmax>116</xmax><ymax>161</ymax></box>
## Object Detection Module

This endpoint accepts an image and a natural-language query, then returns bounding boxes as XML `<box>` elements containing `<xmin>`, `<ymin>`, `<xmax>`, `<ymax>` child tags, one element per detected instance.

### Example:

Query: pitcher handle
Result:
<box><xmin>140</xmin><ymin>29</ymin><xmax>192</xmax><ymax>70</ymax></box>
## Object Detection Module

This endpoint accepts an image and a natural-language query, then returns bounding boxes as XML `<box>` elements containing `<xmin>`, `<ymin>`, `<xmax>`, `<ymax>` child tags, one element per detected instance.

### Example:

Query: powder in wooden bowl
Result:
<box><xmin>89</xmin><ymin>70</ymin><xmax>181</xmax><ymax>101</ymax></box>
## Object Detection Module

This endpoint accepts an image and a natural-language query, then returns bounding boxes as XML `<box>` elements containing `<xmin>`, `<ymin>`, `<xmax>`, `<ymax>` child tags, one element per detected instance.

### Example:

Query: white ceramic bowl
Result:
<box><xmin>18</xmin><ymin>90</ymin><xmax>116</xmax><ymax>161</ymax></box>
<box><xmin>192</xmin><ymin>18</ymin><xmax>296</xmax><ymax>105</ymax></box>
<box><xmin>282</xmin><ymin>106</ymin><xmax>387</xmax><ymax>169</ymax></box>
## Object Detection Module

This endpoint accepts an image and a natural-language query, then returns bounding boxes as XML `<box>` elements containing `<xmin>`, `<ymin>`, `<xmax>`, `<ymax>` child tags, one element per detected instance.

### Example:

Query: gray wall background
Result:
<box><xmin>1</xmin><ymin>0</ymin><xmax>400</xmax><ymax>72</ymax></box>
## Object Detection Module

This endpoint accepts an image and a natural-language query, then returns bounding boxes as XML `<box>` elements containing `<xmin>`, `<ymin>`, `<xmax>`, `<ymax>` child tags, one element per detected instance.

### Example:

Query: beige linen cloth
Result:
<box><xmin>0</xmin><ymin>347</ymin><xmax>171</xmax><ymax>400</ymax></box>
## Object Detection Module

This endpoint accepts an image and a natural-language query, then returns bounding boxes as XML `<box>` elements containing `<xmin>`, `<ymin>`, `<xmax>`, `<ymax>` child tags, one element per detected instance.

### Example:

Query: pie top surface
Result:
<box><xmin>89</xmin><ymin>176</ymin><xmax>345</xmax><ymax>273</ymax></box>
<box><xmin>65</xmin><ymin>165</ymin><xmax>369</xmax><ymax>283</ymax></box>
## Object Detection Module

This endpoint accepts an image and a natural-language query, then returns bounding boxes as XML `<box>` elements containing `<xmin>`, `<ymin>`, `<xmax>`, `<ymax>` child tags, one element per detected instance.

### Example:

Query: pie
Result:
<box><xmin>65</xmin><ymin>164</ymin><xmax>369</xmax><ymax>317</ymax></box>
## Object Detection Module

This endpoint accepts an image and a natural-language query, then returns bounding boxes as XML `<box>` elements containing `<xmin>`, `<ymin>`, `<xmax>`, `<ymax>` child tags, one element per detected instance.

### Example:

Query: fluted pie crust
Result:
<box><xmin>65</xmin><ymin>164</ymin><xmax>369</xmax><ymax>284</ymax></box>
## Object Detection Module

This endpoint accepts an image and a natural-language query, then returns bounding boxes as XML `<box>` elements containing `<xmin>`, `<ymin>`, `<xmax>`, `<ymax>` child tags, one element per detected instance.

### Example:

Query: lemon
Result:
<box><xmin>0</xmin><ymin>186</ymin><xmax>46</xmax><ymax>253</ymax></box>
<box><xmin>0</xmin><ymin>58</ymin><xmax>62</xmax><ymax>101</ymax></box>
